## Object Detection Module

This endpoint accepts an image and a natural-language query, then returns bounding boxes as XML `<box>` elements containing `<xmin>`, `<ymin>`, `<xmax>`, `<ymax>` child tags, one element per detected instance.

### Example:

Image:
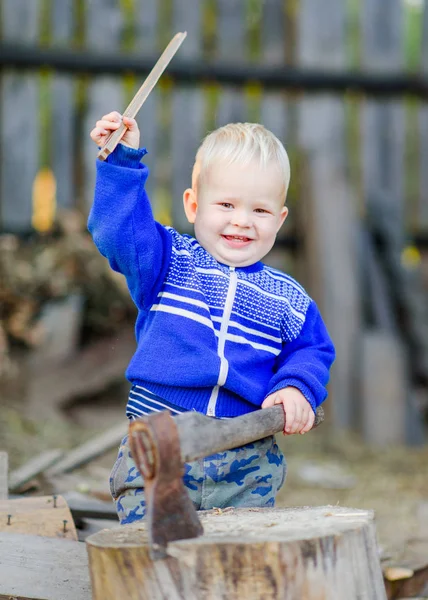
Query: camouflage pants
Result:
<box><xmin>110</xmin><ymin>433</ymin><xmax>287</xmax><ymax>525</ymax></box>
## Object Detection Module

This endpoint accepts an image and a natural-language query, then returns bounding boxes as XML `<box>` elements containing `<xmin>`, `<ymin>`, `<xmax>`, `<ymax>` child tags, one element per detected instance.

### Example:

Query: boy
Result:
<box><xmin>89</xmin><ymin>113</ymin><xmax>335</xmax><ymax>524</ymax></box>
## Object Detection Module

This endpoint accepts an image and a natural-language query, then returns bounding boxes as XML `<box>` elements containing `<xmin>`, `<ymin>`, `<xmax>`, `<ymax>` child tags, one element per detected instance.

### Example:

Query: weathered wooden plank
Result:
<box><xmin>0</xmin><ymin>495</ymin><xmax>77</xmax><ymax>540</ymax></box>
<box><xmin>360</xmin><ymin>0</ymin><xmax>412</xmax><ymax>443</ymax></box>
<box><xmin>0</xmin><ymin>0</ymin><xmax>40</xmax><ymax>232</ymax></box>
<box><xmin>418</xmin><ymin>3</ymin><xmax>428</xmax><ymax>228</ymax></box>
<box><xmin>62</xmin><ymin>491</ymin><xmax>118</xmax><ymax>521</ymax></box>
<box><xmin>51</xmin><ymin>0</ymin><xmax>75</xmax><ymax>211</ymax></box>
<box><xmin>133</xmin><ymin>0</ymin><xmax>159</xmax><ymax>203</ymax></box>
<box><xmin>260</xmin><ymin>0</ymin><xmax>290</xmax><ymax>236</ymax></box>
<box><xmin>297</xmin><ymin>0</ymin><xmax>358</xmax><ymax>429</ymax></box>
<box><xmin>46</xmin><ymin>422</ymin><xmax>126</xmax><ymax>476</ymax></box>
<box><xmin>77</xmin><ymin>517</ymin><xmax>119</xmax><ymax>542</ymax></box>
<box><xmin>0</xmin><ymin>452</ymin><xmax>8</xmax><ymax>500</ymax></box>
<box><xmin>82</xmin><ymin>0</ymin><xmax>124</xmax><ymax>210</ymax></box>
<box><xmin>8</xmin><ymin>449</ymin><xmax>64</xmax><ymax>492</ymax></box>
<box><xmin>361</xmin><ymin>331</ymin><xmax>406</xmax><ymax>446</ymax></box>
<box><xmin>215</xmin><ymin>0</ymin><xmax>246</xmax><ymax>126</ymax></box>
<box><xmin>171</xmin><ymin>0</ymin><xmax>204</xmax><ymax>232</ymax></box>
<box><xmin>260</xmin><ymin>0</ymin><xmax>288</xmax><ymax>138</ymax></box>
<box><xmin>0</xmin><ymin>532</ymin><xmax>91</xmax><ymax>600</ymax></box>
<box><xmin>361</xmin><ymin>0</ymin><xmax>405</xmax><ymax>242</ymax></box>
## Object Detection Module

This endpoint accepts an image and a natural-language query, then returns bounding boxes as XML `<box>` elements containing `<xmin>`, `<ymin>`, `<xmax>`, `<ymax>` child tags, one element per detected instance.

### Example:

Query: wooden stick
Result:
<box><xmin>97</xmin><ymin>31</ymin><xmax>187</xmax><ymax>161</ymax></box>
<box><xmin>46</xmin><ymin>422</ymin><xmax>126</xmax><ymax>476</ymax></box>
<box><xmin>8</xmin><ymin>449</ymin><xmax>63</xmax><ymax>492</ymax></box>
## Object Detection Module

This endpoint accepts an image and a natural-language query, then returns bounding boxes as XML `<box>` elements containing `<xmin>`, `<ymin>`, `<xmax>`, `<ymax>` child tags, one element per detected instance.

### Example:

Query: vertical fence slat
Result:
<box><xmin>0</xmin><ymin>0</ymin><xmax>41</xmax><ymax>232</ymax></box>
<box><xmin>216</xmin><ymin>0</ymin><xmax>246</xmax><ymax>125</ymax></box>
<box><xmin>134</xmin><ymin>0</ymin><xmax>158</xmax><ymax>202</ymax></box>
<box><xmin>361</xmin><ymin>0</ymin><xmax>405</xmax><ymax>243</ymax></box>
<box><xmin>82</xmin><ymin>1</ymin><xmax>125</xmax><ymax>211</ymax></box>
<box><xmin>51</xmin><ymin>0</ymin><xmax>75</xmax><ymax>211</ymax></box>
<box><xmin>260</xmin><ymin>0</ymin><xmax>287</xmax><ymax>140</ymax></box>
<box><xmin>171</xmin><ymin>0</ymin><xmax>205</xmax><ymax>231</ymax></box>
<box><xmin>260</xmin><ymin>0</ymin><xmax>290</xmax><ymax>241</ymax></box>
<box><xmin>297</xmin><ymin>0</ymin><xmax>360</xmax><ymax>430</ymax></box>
<box><xmin>360</xmin><ymin>0</ymin><xmax>410</xmax><ymax>444</ymax></box>
<box><xmin>419</xmin><ymin>4</ymin><xmax>428</xmax><ymax>228</ymax></box>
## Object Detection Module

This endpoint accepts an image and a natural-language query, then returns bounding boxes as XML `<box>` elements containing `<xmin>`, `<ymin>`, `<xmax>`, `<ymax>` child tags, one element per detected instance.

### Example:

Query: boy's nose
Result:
<box><xmin>231</xmin><ymin>211</ymin><xmax>252</xmax><ymax>227</ymax></box>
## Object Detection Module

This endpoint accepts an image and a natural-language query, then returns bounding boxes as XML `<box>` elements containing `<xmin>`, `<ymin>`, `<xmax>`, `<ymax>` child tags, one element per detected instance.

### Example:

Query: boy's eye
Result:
<box><xmin>254</xmin><ymin>208</ymin><xmax>269</xmax><ymax>214</ymax></box>
<box><xmin>220</xmin><ymin>202</ymin><xmax>233</xmax><ymax>209</ymax></box>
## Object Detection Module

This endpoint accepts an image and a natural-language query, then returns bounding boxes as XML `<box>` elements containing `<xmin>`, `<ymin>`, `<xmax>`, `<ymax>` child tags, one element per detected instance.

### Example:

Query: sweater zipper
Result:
<box><xmin>206</xmin><ymin>266</ymin><xmax>238</xmax><ymax>416</ymax></box>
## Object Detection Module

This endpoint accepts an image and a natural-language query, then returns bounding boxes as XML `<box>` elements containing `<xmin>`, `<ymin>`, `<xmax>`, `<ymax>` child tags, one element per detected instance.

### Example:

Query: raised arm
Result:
<box><xmin>88</xmin><ymin>113</ymin><xmax>172</xmax><ymax>309</ymax></box>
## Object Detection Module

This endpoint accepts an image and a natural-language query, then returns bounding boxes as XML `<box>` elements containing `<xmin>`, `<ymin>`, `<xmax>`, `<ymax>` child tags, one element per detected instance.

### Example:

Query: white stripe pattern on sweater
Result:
<box><xmin>213</xmin><ymin>330</ymin><xmax>281</xmax><ymax>355</ymax></box>
<box><xmin>150</xmin><ymin>304</ymin><xmax>214</xmax><ymax>329</ymax></box>
<box><xmin>158</xmin><ymin>291</ymin><xmax>209</xmax><ymax>311</ymax></box>
<box><xmin>237</xmin><ymin>279</ymin><xmax>306</xmax><ymax>322</ymax></box>
<box><xmin>211</xmin><ymin>316</ymin><xmax>282</xmax><ymax>344</ymax></box>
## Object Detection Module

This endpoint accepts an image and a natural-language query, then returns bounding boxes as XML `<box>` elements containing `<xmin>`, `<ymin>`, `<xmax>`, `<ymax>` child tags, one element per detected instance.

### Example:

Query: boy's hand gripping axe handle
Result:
<box><xmin>128</xmin><ymin>404</ymin><xmax>324</xmax><ymax>560</ymax></box>
<box><xmin>97</xmin><ymin>31</ymin><xmax>187</xmax><ymax>161</ymax></box>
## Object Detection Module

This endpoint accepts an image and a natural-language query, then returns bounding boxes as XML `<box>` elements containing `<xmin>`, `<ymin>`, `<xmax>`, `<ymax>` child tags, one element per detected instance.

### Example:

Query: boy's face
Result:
<box><xmin>183</xmin><ymin>159</ymin><xmax>288</xmax><ymax>267</ymax></box>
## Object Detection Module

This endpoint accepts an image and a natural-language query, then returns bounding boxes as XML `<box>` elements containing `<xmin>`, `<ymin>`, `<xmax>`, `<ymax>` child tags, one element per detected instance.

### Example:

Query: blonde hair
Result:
<box><xmin>194</xmin><ymin>122</ymin><xmax>291</xmax><ymax>200</ymax></box>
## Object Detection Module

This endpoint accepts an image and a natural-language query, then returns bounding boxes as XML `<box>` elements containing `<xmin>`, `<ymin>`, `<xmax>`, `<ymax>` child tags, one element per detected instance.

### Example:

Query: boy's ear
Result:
<box><xmin>276</xmin><ymin>206</ymin><xmax>289</xmax><ymax>232</ymax></box>
<box><xmin>183</xmin><ymin>188</ymin><xmax>198</xmax><ymax>224</ymax></box>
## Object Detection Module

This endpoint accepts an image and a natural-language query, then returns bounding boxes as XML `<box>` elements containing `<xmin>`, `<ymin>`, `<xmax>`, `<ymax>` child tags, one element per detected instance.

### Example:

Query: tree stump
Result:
<box><xmin>86</xmin><ymin>506</ymin><xmax>387</xmax><ymax>599</ymax></box>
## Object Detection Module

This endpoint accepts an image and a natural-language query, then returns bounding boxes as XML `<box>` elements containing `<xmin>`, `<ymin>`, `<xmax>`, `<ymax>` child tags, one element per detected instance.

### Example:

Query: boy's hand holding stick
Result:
<box><xmin>96</xmin><ymin>31</ymin><xmax>187</xmax><ymax>161</ymax></box>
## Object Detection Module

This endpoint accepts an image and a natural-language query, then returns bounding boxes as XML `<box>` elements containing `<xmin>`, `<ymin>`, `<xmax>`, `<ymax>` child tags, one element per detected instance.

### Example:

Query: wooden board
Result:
<box><xmin>8</xmin><ymin>449</ymin><xmax>64</xmax><ymax>492</ymax></box>
<box><xmin>133</xmin><ymin>0</ymin><xmax>159</xmax><ymax>202</ymax></box>
<box><xmin>0</xmin><ymin>532</ymin><xmax>91</xmax><ymax>600</ymax></box>
<box><xmin>0</xmin><ymin>494</ymin><xmax>77</xmax><ymax>540</ymax></box>
<box><xmin>171</xmin><ymin>0</ymin><xmax>204</xmax><ymax>232</ymax></box>
<box><xmin>51</xmin><ymin>0</ymin><xmax>75</xmax><ymax>211</ymax></box>
<box><xmin>0</xmin><ymin>452</ymin><xmax>7</xmax><ymax>500</ymax></box>
<box><xmin>215</xmin><ymin>0</ymin><xmax>246</xmax><ymax>126</ymax></box>
<box><xmin>46</xmin><ymin>422</ymin><xmax>126</xmax><ymax>476</ymax></box>
<box><xmin>63</xmin><ymin>491</ymin><xmax>118</xmax><ymax>521</ymax></box>
<box><xmin>419</xmin><ymin>4</ymin><xmax>428</xmax><ymax>229</ymax></box>
<box><xmin>0</xmin><ymin>0</ymin><xmax>40</xmax><ymax>232</ymax></box>
<box><xmin>297</xmin><ymin>0</ymin><xmax>359</xmax><ymax>429</ymax></box>
<box><xmin>82</xmin><ymin>0</ymin><xmax>124</xmax><ymax>210</ymax></box>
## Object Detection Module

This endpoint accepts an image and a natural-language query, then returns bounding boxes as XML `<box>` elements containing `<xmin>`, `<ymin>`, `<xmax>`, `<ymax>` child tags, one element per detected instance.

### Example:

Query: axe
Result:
<box><xmin>128</xmin><ymin>404</ymin><xmax>324</xmax><ymax>559</ymax></box>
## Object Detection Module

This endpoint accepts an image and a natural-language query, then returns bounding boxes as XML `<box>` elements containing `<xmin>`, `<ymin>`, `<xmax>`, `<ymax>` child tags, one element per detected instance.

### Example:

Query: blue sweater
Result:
<box><xmin>88</xmin><ymin>145</ymin><xmax>335</xmax><ymax>418</ymax></box>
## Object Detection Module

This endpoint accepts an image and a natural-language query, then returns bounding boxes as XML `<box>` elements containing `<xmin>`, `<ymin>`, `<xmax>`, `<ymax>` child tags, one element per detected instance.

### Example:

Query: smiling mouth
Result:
<box><xmin>222</xmin><ymin>235</ymin><xmax>252</xmax><ymax>243</ymax></box>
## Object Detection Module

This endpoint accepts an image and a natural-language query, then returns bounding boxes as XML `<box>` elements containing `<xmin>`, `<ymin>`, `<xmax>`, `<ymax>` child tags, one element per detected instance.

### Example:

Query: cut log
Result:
<box><xmin>86</xmin><ymin>506</ymin><xmax>387</xmax><ymax>600</ymax></box>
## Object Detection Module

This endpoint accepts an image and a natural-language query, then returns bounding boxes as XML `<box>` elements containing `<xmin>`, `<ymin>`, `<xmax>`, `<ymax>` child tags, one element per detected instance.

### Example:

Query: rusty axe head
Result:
<box><xmin>128</xmin><ymin>411</ymin><xmax>203</xmax><ymax>560</ymax></box>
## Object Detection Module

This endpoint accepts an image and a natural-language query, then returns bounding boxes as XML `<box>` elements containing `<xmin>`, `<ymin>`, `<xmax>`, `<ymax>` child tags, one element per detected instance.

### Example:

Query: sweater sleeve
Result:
<box><xmin>266</xmin><ymin>300</ymin><xmax>335</xmax><ymax>412</ymax></box>
<box><xmin>87</xmin><ymin>144</ymin><xmax>172</xmax><ymax>309</ymax></box>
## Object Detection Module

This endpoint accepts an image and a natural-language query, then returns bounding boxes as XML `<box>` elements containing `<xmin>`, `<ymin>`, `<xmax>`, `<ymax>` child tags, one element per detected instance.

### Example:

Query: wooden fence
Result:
<box><xmin>1</xmin><ymin>0</ymin><xmax>428</xmax><ymax>439</ymax></box>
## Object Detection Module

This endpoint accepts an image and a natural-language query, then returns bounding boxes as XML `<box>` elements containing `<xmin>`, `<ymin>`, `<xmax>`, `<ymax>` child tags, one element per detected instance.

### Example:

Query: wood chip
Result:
<box><xmin>384</xmin><ymin>566</ymin><xmax>414</xmax><ymax>581</ymax></box>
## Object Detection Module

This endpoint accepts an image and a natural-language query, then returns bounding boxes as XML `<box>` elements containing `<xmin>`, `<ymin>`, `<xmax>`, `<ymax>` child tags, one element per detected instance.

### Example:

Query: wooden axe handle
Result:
<box><xmin>174</xmin><ymin>405</ymin><xmax>324</xmax><ymax>464</ymax></box>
